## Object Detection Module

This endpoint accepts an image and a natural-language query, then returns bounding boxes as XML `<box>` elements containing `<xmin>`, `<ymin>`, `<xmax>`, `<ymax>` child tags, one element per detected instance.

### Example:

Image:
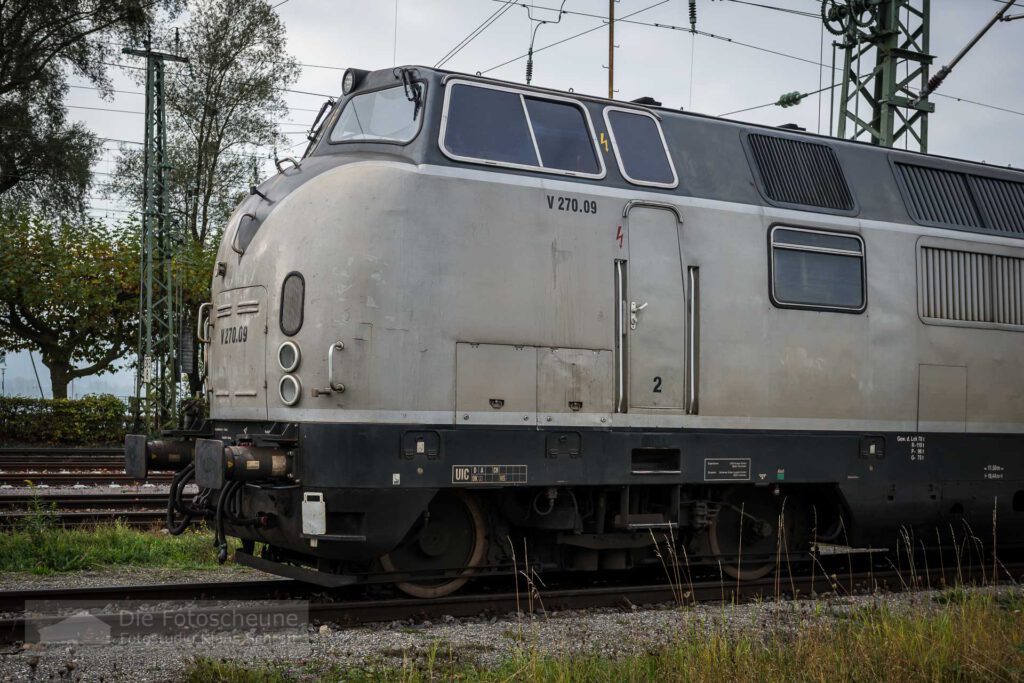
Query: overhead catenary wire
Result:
<box><xmin>482</xmin><ymin>0</ymin><xmax>671</xmax><ymax>75</ymax></box>
<box><xmin>478</xmin><ymin>0</ymin><xmax>1023</xmax><ymax>129</ymax></box>
<box><xmin>718</xmin><ymin>84</ymin><xmax>1024</xmax><ymax>121</ymax></box>
<box><xmin>435</xmin><ymin>0</ymin><xmax>517</xmax><ymax>68</ymax></box>
<box><xmin>719</xmin><ymin>0</ymin><xmax>819</xmax><ymax>18</ymax></box>
<box><xmin>718</xmin><ymin>82</ymin><xmax>840</xmax><ymax>117</ymax></box>
<box><xmin>914</xmin><ymin>0</ymin><xmax>1019</xmax><ymax>104</ymax></box>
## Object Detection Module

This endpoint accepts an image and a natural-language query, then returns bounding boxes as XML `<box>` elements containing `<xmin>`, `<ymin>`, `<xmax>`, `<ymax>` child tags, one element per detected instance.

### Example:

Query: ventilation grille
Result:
<box><xmin>897</xmin><ymin>163</ymin><xmax>1024</xmax><ymax>236</ymax></box>
<box><xmin>994</xmin><ymin>255</ymin><xmax>1024</xmax><ymax>326</ymax></box>
<box><xmin>748</xmin><ymin>134</ymin><xmax>854</xmax><ymax>211</ymax></box>
<box><xmin>920</xmin><ymin>247</ymin><xmax>1024</xmax><ymax>327</ymax></box>
<box><xmin>971</xmin><ymin>176</ymin><xmax>1024</xmax><ymax>234</ymax></box>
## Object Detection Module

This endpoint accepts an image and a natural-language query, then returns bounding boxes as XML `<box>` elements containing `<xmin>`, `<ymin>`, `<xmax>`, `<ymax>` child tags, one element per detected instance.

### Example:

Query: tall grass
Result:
<box><xmin>185</xmin><ymin>590</ymin><xmax>1024</xmax><ymax>682</ymax></box>
<box><xmin>0</xmin><ymin>518</ymin><xmax>228</xmax><ymax>574</ymax></box>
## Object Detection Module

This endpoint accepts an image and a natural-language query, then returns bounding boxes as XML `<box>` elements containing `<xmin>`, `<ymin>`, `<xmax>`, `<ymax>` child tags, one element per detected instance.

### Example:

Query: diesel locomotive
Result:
<box><xmin>126</xmin><ymin>65</ymin><xmax>1024</xmax><ymax>597</ymax></box>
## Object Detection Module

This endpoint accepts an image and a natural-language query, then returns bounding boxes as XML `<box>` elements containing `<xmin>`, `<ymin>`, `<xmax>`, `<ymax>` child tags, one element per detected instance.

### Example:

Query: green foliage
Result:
<box><xmin>16</xmin><ymin>487</ymin><xmax>60</xmax><ymax>537</ymax></box>
<box><xmin>104</xmin><ymin>0</ymin><xmax>299</xmax><ymax>393</ymax></box>
<box><xmin>184</xmin><ymin>591</ymin><xmax>1024</xmax><ymax>683</ymax></box>
<box><xmin>108</xmin><ymin>0</ymin><xmax>301</xmax><ymax>249</ymax></box>
<box><xmin>0</xmin><ymin>394</ymin><xmax>126</xmax><ymax>444</ymax></box>
<box><xmin>0</xmin><ymin>522</ymin><xmax>229</xmax><ymax>573</ymax></box>
<box><xmin>0</xmin><ymin>209</ymin><xmax>140</xmax><ymax>398</ymax></box>
<box><xmin>0</xmin><ymin>0</ymin><xmax>182</xmax><ymax>212</ymax></box>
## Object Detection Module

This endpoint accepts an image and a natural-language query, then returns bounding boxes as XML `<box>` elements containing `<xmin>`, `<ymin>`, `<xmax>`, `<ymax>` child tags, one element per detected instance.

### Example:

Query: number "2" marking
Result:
<box><xmin>653</xmin><ymin>376</ymin><xmax>663</xmax><ymax>393</ymax></box>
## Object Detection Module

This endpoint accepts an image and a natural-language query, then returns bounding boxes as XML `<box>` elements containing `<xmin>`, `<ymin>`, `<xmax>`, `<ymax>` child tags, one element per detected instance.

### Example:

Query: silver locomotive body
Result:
<box><xmin>127</xmin><ymin>66</ymin><xmax>1024</xmax><ymax>591</ymax></box>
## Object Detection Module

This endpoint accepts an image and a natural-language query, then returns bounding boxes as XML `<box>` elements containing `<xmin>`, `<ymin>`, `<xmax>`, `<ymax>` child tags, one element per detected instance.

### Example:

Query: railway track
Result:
<box><xmin>0</xmin><ymin>472</ymin><xmax>170</xmax><ymax>486</ymax></box>
<box><xmin>0</xmin><ymin>445</ymin><xmax>172</xmax><ymax>487</ymax></box>
<box><xmin>0</xmin><ymin>447</ymin><xmax>122</xmax><ymax>468</ymax></box>
<box><xmin>1</xmin><ymin>561</ymin><xmax>1021</xmax><ymax>645</ymax></box>
<box><xmin>0</xmin><ymin>492</ymin><xmax>187</xmax><ymax>528</ymax></box>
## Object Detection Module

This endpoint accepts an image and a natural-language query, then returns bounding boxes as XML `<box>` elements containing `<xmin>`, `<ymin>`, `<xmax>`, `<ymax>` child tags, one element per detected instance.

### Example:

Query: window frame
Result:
<box><xmin>326</xmin><ymin>81</ymin><xmax>428</xmax><ymax>148</ymax></box>
<box><xmin>768</xmin><ymin>224</ymin><xmax>867</xmax><ymax>314</ymax></box>
<box><xmin>438</xmin><ymin>79</ymin><xmax>606</xmax><ymax>180</ymax></box>
<box><xmin>279</xmin><ymin>271</ymin><xmax>305</xmax><ymax>337</ymax></box>
<box><xmin>602</xmin><ymin>106</ymin><xmax>678</xmax><ymax>189</ymax></box>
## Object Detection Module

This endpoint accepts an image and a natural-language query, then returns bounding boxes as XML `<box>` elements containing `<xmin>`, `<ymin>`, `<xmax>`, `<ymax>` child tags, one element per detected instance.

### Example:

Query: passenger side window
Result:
<box><xmin>604</xmin><ymin>108</ymin><xmax>677</xmax><ymax>187</ymax></box>
<box><xmin>441</xmin><ymin>82</ymin><xmax>603</xmax><ymax>177</ymax></box>
<box><xmin>770</xmin><ymin>227</ymin><xmax>865</xmax><ymax>312</ymax></box>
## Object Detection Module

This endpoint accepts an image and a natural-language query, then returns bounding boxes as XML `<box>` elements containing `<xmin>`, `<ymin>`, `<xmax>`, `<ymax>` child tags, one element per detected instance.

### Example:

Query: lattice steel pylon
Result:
<box><xmin>824</xmin><ymin>0</ymin><xmax>933</xmax><ymax>151</ymax></box>
<box><xmin>123</xmin><ymin>43</ymin><xmax>188</xmax><ymax>434</ymax></box>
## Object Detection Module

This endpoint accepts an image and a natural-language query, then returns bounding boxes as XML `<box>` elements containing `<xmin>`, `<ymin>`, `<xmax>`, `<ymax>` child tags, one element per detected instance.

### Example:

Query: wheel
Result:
<box><xmin>379</xmin><ymin>490</ymin><xmax>487</xmax><ymax>598</ymax></box>
<box><xmin>707</xmin><ymin>486</ymin><xmax>796</xmax><ymax>581</ymax></box>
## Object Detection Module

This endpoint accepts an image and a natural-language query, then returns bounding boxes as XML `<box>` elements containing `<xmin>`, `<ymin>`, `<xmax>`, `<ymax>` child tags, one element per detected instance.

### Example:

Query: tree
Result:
<box><xmin>0</xmin><ymin>209</ymin><xmax>140</xmax><ymax>398</ymax></box>
<box><xmin>107</xmin><ymin>0</ymin><xmax>300</xmax><ymax>392</ymax></box>
<box><xmin>0</xmin><ymin>0</ymin><xmax>180</xmax><ymax>212</ymax></box>
<box><xmin>109</xmin><ymin>0</ymin><xmax>300</xmax><ymax>246</ymax></box>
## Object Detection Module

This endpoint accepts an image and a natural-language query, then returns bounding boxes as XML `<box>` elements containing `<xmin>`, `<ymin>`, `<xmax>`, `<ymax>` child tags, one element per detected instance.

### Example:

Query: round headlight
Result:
<box><xmin>278</xmin><ymin>341</ymin><xmax>300</xmax><ymax>372</ymax></box>
<box><xmin>279</xmin><ymin>374</ymin><xmax>301</xmax><ymax>406</ymax></box>
<box><xmin>342</xmin><ymin>69</ymin><xmax>357</xmax><ymax>95</ymax></box>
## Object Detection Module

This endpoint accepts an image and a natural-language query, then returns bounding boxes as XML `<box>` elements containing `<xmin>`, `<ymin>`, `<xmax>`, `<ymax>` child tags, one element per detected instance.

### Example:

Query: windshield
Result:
<box><xmin>329</xmin><ymin>84</ymin><xmax>422</xmax><ymax>144</ymax></box>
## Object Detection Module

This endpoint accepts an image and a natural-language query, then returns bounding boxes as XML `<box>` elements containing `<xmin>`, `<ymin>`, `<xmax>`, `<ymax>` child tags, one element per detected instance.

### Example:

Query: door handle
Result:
<box><xmin>629</xmin><ymin>301</ymin><xmax>648</xmax><ymax>330</ymax></box>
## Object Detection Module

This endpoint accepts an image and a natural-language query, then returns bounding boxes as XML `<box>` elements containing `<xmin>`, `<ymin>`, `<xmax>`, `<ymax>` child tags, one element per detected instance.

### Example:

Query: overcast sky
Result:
<box><xmin>5</xmin><ymin>0</ymin><xmax>1022</xmax><ymax>397</ymax></box>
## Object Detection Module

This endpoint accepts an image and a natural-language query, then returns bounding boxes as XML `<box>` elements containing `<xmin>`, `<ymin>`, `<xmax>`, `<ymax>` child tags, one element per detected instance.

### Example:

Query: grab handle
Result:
<box><xmin>328</xmin><ymin>341</ymin><xmax>346</xmax><ymax>393</ymax></box>
<box><xmin>196</xmin><ymin>303</ymin><xmax>212</xmax><ymax>344</ymax></box>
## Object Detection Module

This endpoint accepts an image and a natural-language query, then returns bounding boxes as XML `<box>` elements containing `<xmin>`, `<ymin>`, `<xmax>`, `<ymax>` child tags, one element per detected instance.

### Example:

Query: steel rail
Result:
<box><xmin>1</xmin><ymin>561</ymin><xmax>1021</xmax><ymax>645</ymax></box>
<box><xmin>0</xmin><ymin>473</ymin><xmax>170</xmax><ymax>486</ymax></box>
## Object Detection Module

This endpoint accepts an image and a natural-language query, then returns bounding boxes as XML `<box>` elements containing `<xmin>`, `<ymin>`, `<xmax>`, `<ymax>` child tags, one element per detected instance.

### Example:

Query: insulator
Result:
<box><xmin>526</xmin><ymin>51</ymin><xmax>534</xmax><ymax>85</ymax></box>
<box><xmin>689</xmin><ymin>0</ymin><xmax>697</xmax><ymax>31</ymax></box>
<box><xmin>777</xmin><ymin>91</ymin><xmax>803</xmax><ymax>108</ymax></box>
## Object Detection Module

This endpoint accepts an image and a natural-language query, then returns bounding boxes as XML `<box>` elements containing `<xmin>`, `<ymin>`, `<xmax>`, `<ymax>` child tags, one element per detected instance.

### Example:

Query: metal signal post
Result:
<box><xmin>124</xmin><ymin>43</ymin><xmax>188</xmax><ymax>434</ymax></box>
<box><xmin>825</xmin><ymin>0</ymin><xmax>933</xmax><ymax>151</ymax></box>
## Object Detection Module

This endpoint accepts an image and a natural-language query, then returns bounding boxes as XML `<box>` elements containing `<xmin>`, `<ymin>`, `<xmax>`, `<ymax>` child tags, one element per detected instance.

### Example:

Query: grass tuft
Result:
<box><xmin>183</xmin><ymin>591</ymin><xmax>1024</xmax><ymax>682</ymax></box>
<box><xmin>0</xmin><ymin>519</ymin><xmax>230</xmax><ymax>574</ymax></box>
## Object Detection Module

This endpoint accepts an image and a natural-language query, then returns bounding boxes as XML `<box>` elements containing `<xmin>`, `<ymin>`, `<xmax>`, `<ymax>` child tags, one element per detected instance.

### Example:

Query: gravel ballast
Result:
<box><xmin>0</xmin><ymin>581</ymin><xmax>1017</xmax><ymax>683</ymax></box>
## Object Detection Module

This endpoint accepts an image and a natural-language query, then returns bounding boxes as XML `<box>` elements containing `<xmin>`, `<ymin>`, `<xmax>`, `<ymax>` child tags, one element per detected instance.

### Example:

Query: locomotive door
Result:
<box><xmin>624</xmin><ymin>205</ymin><xmax>686</xmax><ymax>410</ymax></box>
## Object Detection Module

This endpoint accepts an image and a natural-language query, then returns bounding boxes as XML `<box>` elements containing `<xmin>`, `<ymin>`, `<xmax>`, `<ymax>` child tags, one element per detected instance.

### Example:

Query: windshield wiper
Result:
<box><xmin>395</xmin><ymin>67</ymin><xmax>422</xmax><ymax>121</ymax></box>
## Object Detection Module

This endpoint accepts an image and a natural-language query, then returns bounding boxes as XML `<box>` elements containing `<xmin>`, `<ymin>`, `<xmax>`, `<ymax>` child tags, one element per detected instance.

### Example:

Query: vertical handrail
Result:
<box><xmin>614</xmin><ymin>259</ymin><xmax>627</xmax><ymax>413</ymax></box>
<box><xmin>328</xmin><ymin>341</ymin><xmax>346</xmax><ymax>393</ymax></box>
<box><xmin>196</xmin><ymin>302</ymin><xmax>212</xmax><ymax>344</ymax></box>
<box><xmin>687</xmin><ymin>266</ymin><xmax>700</xmax><ymax>415</ymax></box>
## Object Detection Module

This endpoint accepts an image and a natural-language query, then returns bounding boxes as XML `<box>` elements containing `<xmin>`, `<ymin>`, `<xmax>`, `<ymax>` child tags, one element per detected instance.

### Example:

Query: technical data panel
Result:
<box><xmin>703</xmin><ymin>458</ymin><xmax>751</xmax><ymax>482</ymax></box>
<box><xmin>452</xmin><ymin>464</ymin><xmax>528</xmax><ymax>485</ymax></box>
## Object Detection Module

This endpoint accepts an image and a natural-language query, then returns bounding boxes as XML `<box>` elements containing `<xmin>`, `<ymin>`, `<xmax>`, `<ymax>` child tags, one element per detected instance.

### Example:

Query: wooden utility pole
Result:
<box><xmin>608</xmin><ymin>0</ymin><xmax>615</xmax><ymax>99</ymax></box>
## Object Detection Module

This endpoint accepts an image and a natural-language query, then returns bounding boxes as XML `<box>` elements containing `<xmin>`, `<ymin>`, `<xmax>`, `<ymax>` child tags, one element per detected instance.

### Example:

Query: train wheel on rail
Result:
<box><xmin>379</xmin><ymin>490</ymin><xmax>488</xmax><ymax>598</ymax></box>
<box><xmin>707</xmin><ymin>486</ymin><xmax>798</xmax><ymax>581</ymax></box>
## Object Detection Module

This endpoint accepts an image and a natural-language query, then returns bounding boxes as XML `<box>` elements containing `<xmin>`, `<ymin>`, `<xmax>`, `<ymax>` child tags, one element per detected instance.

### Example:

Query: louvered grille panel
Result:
<box><xmin>896</xmin><ymin>162</ymin><xmax>1024</xmax><ymax>239</ymax></box>
<box><xmin>748</xmin><ymin>134</ymin><xmax>854</xmax><ymax>211</ymax></box>
<box><xmin>969</xmin><ymin>176</ymin><xmax>1024</xmax><ymax>235</ymax></box>
<box><xmin>920</xmin><ymin>247</ymin><xmax>1024</xmax><ymax>327</ymax></box>
<box><xmin>993</xmin><ymin>256</ymin><xmax>1024</xmax><ymax>326</ymax></box>
<box><xmin>896</xmin><ymin>164</ymin><xmax>981</xmax><ymax>227</ymax></box>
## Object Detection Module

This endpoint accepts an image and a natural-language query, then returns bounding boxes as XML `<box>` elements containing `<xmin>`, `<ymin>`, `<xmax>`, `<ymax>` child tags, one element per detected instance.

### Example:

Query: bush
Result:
<box><xmin>0</xmin><ymin>394</ymin><xmax>127</xmax><ymax>445</ymax></box>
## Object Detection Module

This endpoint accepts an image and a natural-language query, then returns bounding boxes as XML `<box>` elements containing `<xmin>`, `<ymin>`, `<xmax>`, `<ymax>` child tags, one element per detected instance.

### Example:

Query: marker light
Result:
<box><xmin>278</xmin><ymin>341</ymin><xmax>300</xmax><ymax>372</ymax></box>
<box><xmin>279</xmin><ymin>375</ymin><xmax>301</xmax><ymax>406</ymax></box>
